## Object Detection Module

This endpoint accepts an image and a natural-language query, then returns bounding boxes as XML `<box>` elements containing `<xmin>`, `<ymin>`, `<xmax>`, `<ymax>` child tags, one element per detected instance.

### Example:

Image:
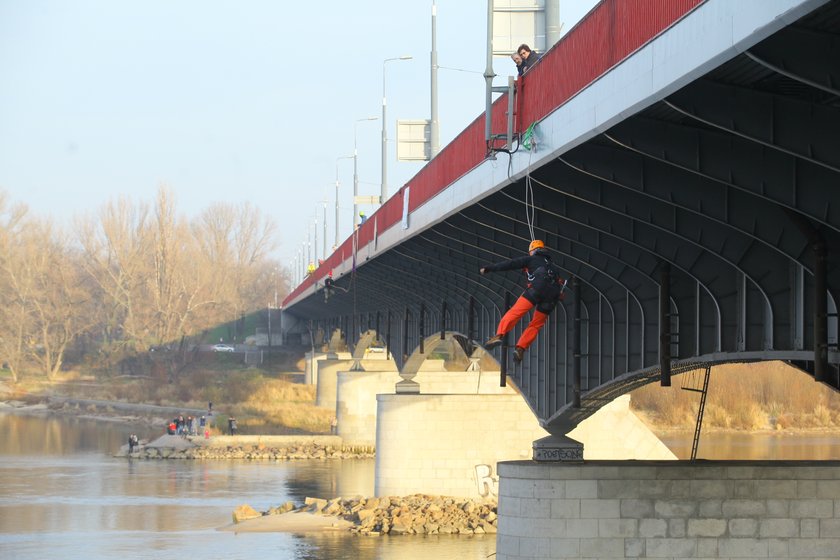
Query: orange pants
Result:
<box><xmin>496</xmin><ymin>295</ymin><xmax>548</xmax><ymax>350</ymax></box>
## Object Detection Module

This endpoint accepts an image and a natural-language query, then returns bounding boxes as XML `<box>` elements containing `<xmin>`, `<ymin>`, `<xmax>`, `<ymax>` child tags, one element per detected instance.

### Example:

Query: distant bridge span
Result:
<box><xmin>283</xmin><ymin>0</ymin><xmax>840</xmax><ymax>438</ymax></box>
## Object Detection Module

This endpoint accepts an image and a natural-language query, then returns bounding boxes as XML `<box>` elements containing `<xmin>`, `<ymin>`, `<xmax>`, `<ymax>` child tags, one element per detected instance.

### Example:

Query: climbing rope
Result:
<box><xmin>522</xmin><ymin>122</ymin><xmax>539</xmax><ymax>242</ymax></box>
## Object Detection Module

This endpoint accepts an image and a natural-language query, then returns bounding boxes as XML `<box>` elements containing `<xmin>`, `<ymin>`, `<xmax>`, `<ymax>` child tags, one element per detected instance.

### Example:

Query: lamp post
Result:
<box><xmin>322</xmin><ymin>200</ymin><xmax>327</xmax><ymax>260</ymax></box>
<box><xmin>354</xmin><ymin>116</ymin><xmax>378</xmax><ymax>229</ymax></box>
<box><xmin>381</xmin><ymin>55</ymin><xmax>412</xmax><ymax>204</ymax></box>
<box><xmin>335</xmin><ymin>155</ymin><xmax>353</xmax><ymax>248</ymax></box>
<box><xmin>313</xmin><ymin>214</ymin><xmax>318</xmax><ymax>266</ymax></box>
<box><xmin>431</xmin><ymin>1</ymin><xmax>440</xmax><ymax>158</ymax></box>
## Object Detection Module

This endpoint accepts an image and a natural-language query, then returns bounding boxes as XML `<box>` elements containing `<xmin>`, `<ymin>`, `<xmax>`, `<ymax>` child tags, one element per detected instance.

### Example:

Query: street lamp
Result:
<box><xmin>382</xmin><ymin>55</ymin><xmax>412</xmax><ymax>204</ymax></box>
<box><xmin>312</xmin><ymin>214</ymin><xmax>318</xmax><ymax>266</ymax></box>
<box><xmin>322</xmin><ymin>200</ymin><xmax>327</xmax><ymax>260</ymax></box>
<box><xmin>354</xmin><ymin>116</ymin><xmax>379</xmax><ymax>229</ymax></box>
<box><xmin>335</xmin><ymin>155</ymin><xmax>353</xmax><ymax>248</ymax></box>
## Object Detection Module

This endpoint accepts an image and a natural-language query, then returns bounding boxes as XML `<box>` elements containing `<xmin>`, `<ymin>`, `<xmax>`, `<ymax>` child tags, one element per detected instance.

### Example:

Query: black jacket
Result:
<box><xmin>483</xmin><ymin>248</ymin><xmax>565</xmax><ymax>312</ymax></box>
<box><xmin>520</xmin><ymin>51</ymin><xmax>541</xmax><ymax>73</ymax></box>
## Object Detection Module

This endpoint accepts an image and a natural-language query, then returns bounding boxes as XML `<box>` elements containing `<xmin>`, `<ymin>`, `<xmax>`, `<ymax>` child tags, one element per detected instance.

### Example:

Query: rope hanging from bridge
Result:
<box><xmin>523</xmin><ymin>122</ymin><xmax>539</xmax><ymax>243</ymax></box>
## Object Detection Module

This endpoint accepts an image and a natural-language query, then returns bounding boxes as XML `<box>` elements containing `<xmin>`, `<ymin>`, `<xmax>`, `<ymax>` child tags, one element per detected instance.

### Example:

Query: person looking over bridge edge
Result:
<box><xmin>511</xmin><ymin>52</ymin><xmax>524</xmax><ymax>76</ymax></box>
<box><xmin>480</xmin><ymin>240</ymin><xmax>567</xmax><ymax>363</ymax></box>
<box><xmin>517</xmin><ymin>43</ymin><xmax>540</xmax><ymax>74</ymax></box>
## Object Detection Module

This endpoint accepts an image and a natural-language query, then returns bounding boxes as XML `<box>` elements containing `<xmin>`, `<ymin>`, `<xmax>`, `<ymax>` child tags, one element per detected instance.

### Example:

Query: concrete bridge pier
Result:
<box><xmin>303</xmin><ymin>350</ymin><xmax>352</xmax><ymax>385</ymax></box>
<box><xmin>372</xmin><ymin>392</ymin><xmax>678</xmax><ymax>499</ymax></box>
<box><xmin>314</xmin><ymin>354</ymin><xmax>398</xmax><ymax>409</ymax></box>
<box><xmin>496</xmin><ymin>460</ymin><xmax>840</xmax><ymax>560</ymax></box>
<box><xmin>334</xmin><ymin>359</ymin><xmax>453</xmax><ymax>445</ymax></box>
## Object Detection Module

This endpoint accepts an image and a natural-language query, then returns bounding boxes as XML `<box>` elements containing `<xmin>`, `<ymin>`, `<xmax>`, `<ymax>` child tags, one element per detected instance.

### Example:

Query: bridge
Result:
<box><xmin>282</xmin><ymin>0</ymin><xmax>840</xmax><ymax>450</ymax></box>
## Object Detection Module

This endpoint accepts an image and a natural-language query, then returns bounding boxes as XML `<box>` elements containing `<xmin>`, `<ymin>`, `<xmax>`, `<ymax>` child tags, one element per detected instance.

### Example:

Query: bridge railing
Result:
<box><xmin>283</xmin><ymin>0</ymin><xmax>706</xmax><ymax>309</ymax></box>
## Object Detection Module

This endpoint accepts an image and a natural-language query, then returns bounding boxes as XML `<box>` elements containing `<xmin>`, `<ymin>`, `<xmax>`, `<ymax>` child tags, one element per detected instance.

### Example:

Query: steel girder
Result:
<box><xmin>284</xmin><ymin>4</ymin><xmax>840</xmax><ymax>432</ymax></box>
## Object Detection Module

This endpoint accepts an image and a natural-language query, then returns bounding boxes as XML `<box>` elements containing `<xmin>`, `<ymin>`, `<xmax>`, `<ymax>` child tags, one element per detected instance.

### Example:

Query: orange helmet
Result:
<box><xmin>528</xmin><ymin>239</ymin><xmax>545</xmax><ymax>252</ymax></box>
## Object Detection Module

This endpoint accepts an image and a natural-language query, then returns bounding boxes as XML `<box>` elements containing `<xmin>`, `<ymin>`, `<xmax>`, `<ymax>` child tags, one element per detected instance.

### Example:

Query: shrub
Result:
<box><xmin>729</xmin><ymin>402</ymin><xmax>767</xmax><ymax>430</ymax></box>
<box><xmin>631</xmin><ymin>361</ymin><xmax>840</xmax><ymax>432</ymax></box>
<box><xmin>814</xmin><ymin>404</ymin><xmax>832</xmax><ymax>427</ymax></box>
<box><xmin>704</xmin><ymin>404</ymin><xmax>731</xmax><ymax>429</ymax></box>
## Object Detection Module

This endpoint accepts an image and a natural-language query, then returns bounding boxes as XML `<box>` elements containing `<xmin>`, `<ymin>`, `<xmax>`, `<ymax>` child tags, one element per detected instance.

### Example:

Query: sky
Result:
<box><xmin>0</xmin><ymin>0</ymin><xmax>598</xmax><ymax>273</ymax></box>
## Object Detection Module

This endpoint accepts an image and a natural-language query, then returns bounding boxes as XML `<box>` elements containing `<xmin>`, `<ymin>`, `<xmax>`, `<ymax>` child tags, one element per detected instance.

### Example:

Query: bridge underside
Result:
<box><xmin>287</xmin><ymin>3</ymin><xmax>840</xmax><ymax>431</ymax></box>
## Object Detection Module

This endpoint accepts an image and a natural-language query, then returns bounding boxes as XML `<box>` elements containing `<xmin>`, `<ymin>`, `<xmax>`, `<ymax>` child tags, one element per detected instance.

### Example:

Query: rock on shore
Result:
<box><xmin>118</xmin><ymin>434</ymin><xmax>375</xmax><ymax>460</ymax></box>
<box><xmin>249</xmin><ymin>494</ymin><xmax>498</xmax><ymax>536</ymax></box>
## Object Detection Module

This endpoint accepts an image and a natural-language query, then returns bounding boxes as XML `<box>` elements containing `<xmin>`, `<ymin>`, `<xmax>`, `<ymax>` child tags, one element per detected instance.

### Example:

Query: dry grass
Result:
<box><xmin>15</xmin><ymin>360</ymin><xmax>330</xmax><ymax>434</ymax></box>
<box><xmin>239</xmin><ymin>378</ymin><xmax>332</xmax><ymax>433</ymax></box>
<box><xmin>631</xmin><ymin>361</ymin><xmax>840</xmax><ymax>431</ymax></box>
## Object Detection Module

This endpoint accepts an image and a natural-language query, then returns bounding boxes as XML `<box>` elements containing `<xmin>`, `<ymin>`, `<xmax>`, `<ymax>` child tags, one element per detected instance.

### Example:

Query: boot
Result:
<box><xmin>513</xmin><ymin>346</ymin><xmax>525</xmax><ymax>363</ymax></box>
<box><xmin>484</xmin><ymin>334</ymin><xmax>503</xmax><ymax>349</ymax></box>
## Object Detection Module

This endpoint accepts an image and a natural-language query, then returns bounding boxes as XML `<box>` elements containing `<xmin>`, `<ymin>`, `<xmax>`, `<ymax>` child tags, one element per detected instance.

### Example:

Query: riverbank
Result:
<box><xmin>226</xmin><ymin>494</ymin><xmax>498</xmax><ymax>536</ymax></box>
<box><xmin>0</xmin><ymin>396</ymin><xmax>184</xmax><ymax>429</ymax></box>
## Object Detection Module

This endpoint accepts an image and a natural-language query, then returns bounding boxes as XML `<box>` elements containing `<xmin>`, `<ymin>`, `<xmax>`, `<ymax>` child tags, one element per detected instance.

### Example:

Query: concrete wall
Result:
<box><xmin>496</xmin><ymin>460</ymin><xmax>840</xmax><ymax>559</ymax></box>
<box><xmin>569</xmin><ymin>395</ymin><xmax>677</xmax><ymax>461</ymax></box>
<box><xmin>336</xmin><ymin>368</ymin><xmax>515</xmax><ymax>446</ymax></box>
<box><xmin>375</xmin><ymin>393</ymin><xmax>549</xmax><ymax>498</ymax></box>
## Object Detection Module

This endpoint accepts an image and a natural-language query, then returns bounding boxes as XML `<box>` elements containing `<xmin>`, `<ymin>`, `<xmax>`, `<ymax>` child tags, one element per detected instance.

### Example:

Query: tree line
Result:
<box><xmin>0</xmin><ymin>187</ymin><xmax>290</xmax><ymax>384</ymax></box>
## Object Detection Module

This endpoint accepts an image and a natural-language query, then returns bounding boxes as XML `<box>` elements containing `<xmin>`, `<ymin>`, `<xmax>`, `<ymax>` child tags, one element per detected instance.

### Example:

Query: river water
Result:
<box><xmin>5</xmin><ymin>412</ymin><xmax>840</xmax><ymax>560</ymax></box>
<box><xmin>660</xmin><ymin>431</ymin><xmax>840</xmax><ymax>460</ymax></box>
<box><xmin>0</xmin><ymin>412</ymin><xmax>495</xmax><ymax>560</ymax></box>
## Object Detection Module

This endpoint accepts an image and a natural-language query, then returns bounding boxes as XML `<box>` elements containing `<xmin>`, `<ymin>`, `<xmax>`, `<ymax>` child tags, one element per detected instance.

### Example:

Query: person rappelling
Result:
<box><xmin>480</xmin><ymin>240</ymin><xmax>567</xmax><ymax>363</ymax></box>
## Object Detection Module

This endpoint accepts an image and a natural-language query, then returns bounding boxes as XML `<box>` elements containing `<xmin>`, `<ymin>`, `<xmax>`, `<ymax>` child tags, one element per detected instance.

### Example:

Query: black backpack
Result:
<box><xmin>529</xmin><ymin>258</ymin><xmax>562</xmax><ymax>292</ymax></box>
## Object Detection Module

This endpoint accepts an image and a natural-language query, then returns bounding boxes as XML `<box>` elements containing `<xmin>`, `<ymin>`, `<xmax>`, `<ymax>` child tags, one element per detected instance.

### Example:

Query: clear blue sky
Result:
<box><xmin>0</xmin><ymin>0</ymin><xmax>597</xmax><ymax>269</ymax></box>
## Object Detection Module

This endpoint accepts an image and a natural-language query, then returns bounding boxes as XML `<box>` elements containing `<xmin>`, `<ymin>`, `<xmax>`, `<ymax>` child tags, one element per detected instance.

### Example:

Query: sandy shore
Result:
<box><xmin>219</xmin><ymin>511</ymin><xmax>353</xmax><ymax>533</ymax></box>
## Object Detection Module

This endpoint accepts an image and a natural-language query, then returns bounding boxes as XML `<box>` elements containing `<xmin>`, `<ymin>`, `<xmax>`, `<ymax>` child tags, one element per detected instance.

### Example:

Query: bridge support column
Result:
<box><xmin>497</xmin><ymin>460</ymin><xmax>840</xmax><ymax>560</ymax></box>
<box><xmin>531</xmin><ymin>421</ymin><xmax>584</xmax><ymax>462</ymax></box>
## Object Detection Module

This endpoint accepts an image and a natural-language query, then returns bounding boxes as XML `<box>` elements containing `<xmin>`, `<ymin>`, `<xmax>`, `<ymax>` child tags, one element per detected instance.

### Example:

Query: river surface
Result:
<box><xmin>660</xmin><ymin>430</ymin><xmax>840</xmax><ymax>460</ymax></box>
<box><xmin>0</xmin><ymin>412</ymin><xmax>495</xmax><ymax>560</ymax></box>
<box><xmin>5</xmin><ymin>412</ymin><xmax>840</xmax><ymax>560</ymax></box>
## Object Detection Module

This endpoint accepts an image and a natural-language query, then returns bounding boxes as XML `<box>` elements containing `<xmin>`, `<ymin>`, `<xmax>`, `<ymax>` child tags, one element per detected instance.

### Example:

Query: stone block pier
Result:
<box><xmin>496</xmin><ymin>460</ymin><xmax>840</xmax><ymax>559</ymax></box>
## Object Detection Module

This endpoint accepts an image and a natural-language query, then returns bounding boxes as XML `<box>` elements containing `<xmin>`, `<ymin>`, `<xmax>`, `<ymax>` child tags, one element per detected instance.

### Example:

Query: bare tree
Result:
<box><xmin>147</xmin><ymin>186</ymin><xmax>218</xmax><ymax>344</ymax></box>
<box><xmin>192</xmin><ymin>201</ymin><xmax>280</xmax><ymax>336</ymax></box>
<box><xmin>76</xmin><ymin>196</ymin><xmax>153</xmax><ymax>356</ymax></box>
<box><xmin>0</xmin><ymin>186</ymin><xmax>287</xmax><ymax>382</ymax></box>
<box><xmin>0</xmin><ymin>207</ymin><xmax>91</xmax><ymax>380</ymax></box>
<box><xmin>0</xmin><ymin>192</ymin><xmax>30</xmax><ymax>383</ymax></box>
